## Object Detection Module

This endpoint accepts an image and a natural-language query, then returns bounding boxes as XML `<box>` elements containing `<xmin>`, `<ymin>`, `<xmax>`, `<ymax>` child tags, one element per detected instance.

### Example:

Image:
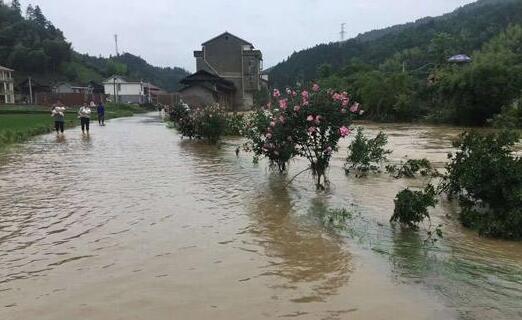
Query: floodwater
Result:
<box><xmin>0</xmin><ymin>113</ymin><xmax>520</xmax><ymax>320</ymax></box>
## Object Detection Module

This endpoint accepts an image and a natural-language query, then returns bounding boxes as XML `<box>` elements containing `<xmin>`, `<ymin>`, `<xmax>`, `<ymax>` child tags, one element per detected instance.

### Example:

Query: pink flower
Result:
<box><xmin>332</xmin><ymin>93</ymin><xmax>342</xmax><ymax>101</ymax></box>
<box><xmin>307</xmin><ymin>115</ymin><xmax>314</xmax><ymax>122</ymax></box>
<box><xmin>339</xmin><ymin>126</ymin><xmax>351</xmax><ymax>138</ymax></box>
<box><xmin>294</xmin><ymin>105</ymin><xmax>301</xmax><ymax>112</ymax></box>
<box><xmin>302</xmin><ymin>99</ymin><xmax>309</xmax><ymax>106</ymax></box>
<box><xmin>350</xmin><ymin>102</ymin><xmax>360</xmax><ymax>113</ymax></box>
<box><xmin>266</xmin><ymin>133</ymin><xmax>273</xmax><ymax>139</ymax></box>
<box><xmin>279</xmin><ymin>99</ymin><xmax>288</xmax><ymax>110</ymax></box>
<box><xmin>301</xmin><ymin>90</ymin><xmax>309</xmax><ymax>99</ymax></box>
<box><xmin>314</xmin><ymin>115</ymin><xmax>321</xmax><ymax>125</ymax></box>
<box><xmin>308</xmin><ymin>126</ymin><xmax>317</xmax><ymax>134</ymax></box>
<box><xmin>342</xmin><ymin>98</ymin><xmax>350</xmax><ymax>107</ymax></box>
<box><xmin>291</xmin><ymin>90</ymin><xmax>297</xmax><ymax>97</ymax></box>
<box><xmin>324</xmin><ymin>146</ymin><xmax>333</xmax><ymax>155</ymax></box>
<box><xmin>273</xmin><ymin>89</ymin><xmax>281</xmax><ymax>98</ymax></box>
<box><xmin>270</xmin><ymin>121</ymin><xmax>276</xmax><ymax>127</ymax></box>
<box><xmin>279</xmin><ymin>115</ymin><xmax>285</xmax><ymax>123</ymax></box>
<box><xmin>312</xmin><ymin>83</ymin><xmax>320</xmax><ymax>92</ymax></box>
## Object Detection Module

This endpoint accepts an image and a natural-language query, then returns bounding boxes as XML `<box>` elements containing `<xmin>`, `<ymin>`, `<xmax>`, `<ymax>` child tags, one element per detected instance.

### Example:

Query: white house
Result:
<box><xmin>0</xmin><ymin>65</ymin><xmax>15</xmax><ymax>104</ymax></box>
<box><xmin>103</xmin><ymin>75</ymin><xmax>145</xmax><ymax>104</ymax></box>
<box><xmin>53</xmin><ymin>83</ymin><xmax>91</xmax><ymax>94</ymax></box>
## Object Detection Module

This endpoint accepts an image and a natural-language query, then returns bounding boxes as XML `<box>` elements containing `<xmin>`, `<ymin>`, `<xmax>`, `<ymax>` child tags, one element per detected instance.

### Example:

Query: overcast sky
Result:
<box><xmin>18</xmin><ymin>0</ymin><xmax>475</xmax><ymax>71</ymax></box>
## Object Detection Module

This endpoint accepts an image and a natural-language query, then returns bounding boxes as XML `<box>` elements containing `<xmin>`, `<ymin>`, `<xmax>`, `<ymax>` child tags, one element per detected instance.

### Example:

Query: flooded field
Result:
<box><xmin>0</xmin><ymin>113</ymin><xmax>520</xmax><ymax>319</ymax></box>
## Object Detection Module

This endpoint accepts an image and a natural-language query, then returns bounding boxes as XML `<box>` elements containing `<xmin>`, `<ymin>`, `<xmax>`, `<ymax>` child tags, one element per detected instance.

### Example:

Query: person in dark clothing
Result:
<box><xmin>97</xmin><ymin>102</ymin><xmax>105</xmax><ymax>126</ymax></box>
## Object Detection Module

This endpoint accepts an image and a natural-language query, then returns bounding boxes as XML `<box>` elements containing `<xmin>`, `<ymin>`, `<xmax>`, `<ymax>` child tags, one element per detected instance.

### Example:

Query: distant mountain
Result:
<box><xmin>0</xmin><ymin>2</ymin><xmax>188</xmax><ymax>92</ymax></box>
<box><xmin>76</xmin><ymin>53</ymin><xmax>190</xmax><ymax>92</ymax></box>
<box><xmin>268</xmin><ymin>0</ymin><xmax>522</xmax><ymax>87</ymax></box>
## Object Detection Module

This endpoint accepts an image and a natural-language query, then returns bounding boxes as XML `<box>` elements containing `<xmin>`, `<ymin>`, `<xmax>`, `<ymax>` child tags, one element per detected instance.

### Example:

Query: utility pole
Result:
<box><xmin>113</xmin><ymin>77</ymin><xmax>117</xmax><ymax>103</ymax></box>
<box><xmin>114</xmin><ymin>34</ymin><xmax>119</xmax><ymax>56</ymax></box>
<box><xmin>340</xmin><ymin>23</ymin><xmax>346</xmax><ymax>42</ymax></box>
<box><xmin>148</xmin><ymin>83</ymin><xmax>151</xmax><ymax>104</ymax></box>
<box><xmin>28</xmin><ymin>76</ymin><xmax>33</xmax><ymax>105</ymax></box>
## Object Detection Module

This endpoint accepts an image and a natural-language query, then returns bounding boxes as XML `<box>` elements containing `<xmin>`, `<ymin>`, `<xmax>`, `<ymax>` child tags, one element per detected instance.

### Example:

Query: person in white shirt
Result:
<box><xmin>78</xmin><ymin>103</ymin><xmax>92</xmax><ymax>134</ymax></box>
<box><xmin>51</xmin><ymin>102</ymin><xmax>66</xmax><ymax>134</ymax></box>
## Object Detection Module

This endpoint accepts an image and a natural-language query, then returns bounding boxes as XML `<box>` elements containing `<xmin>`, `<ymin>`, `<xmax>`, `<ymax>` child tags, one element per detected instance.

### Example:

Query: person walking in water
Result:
<box><xmin>51</xmin><ymin>102</ymin><xmax>66</xmax><ymax>135</ymax></box>
<box><xmin>97</xmin><ymin>102</ymin><xmax>105</xmax><ymax>126</ymax></box>
<box><xmin>78</xmin><ymin>103</ymin><xmax>92</xmax><ymax>134</ymax></box>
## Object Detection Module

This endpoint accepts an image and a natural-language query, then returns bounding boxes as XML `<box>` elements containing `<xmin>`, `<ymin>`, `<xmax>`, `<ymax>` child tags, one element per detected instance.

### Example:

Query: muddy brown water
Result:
<box><xmin>0</xmin><ymin>113</ymin><xmax>521</xmax><ymax>320</ymax></box>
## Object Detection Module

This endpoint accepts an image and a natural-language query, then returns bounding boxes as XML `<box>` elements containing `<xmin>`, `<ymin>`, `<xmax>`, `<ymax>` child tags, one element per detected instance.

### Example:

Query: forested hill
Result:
<box><xmin>268</xmin><ymin>0</ymin><xmax>522</xmax><ymax>87</ymax></box>
<box><xmin>0</xmin><ymin>1</ymin><xmax>189</xmax><ymax>92</ymax></box>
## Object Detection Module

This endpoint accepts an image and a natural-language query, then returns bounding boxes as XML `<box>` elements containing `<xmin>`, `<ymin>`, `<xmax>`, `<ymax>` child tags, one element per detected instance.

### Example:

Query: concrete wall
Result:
<box><xmin>204</xmin><ymin>35</ymin><xmax>244</xmax><ymax>75</ymax></box>
<box><xmin>242</xmin><ymin>52</ymin><xmax>261</xmax><ymax>92</ymax></box>
<box><xmin>54</xmin><ymin>83</ymin><xmax>74</xmax><ymax>94</ymax></box>
<box><xmin>1</xmin><ymin>70</ymin><xmax>15</xmax><ymax>104</ymax></box>
<box><xmin>179</xmin><ymin>86</ymin><xmax>217</xmax><ymax>107</ymax></box>
<box><xmin>104</xmin><ymin>83</ymin><xmax>143</xmax><ymax>97</ymax></box>
<box><xmin>118</xmin><ymin>95</ymin><xmax>143</xmax><ymax>104</ymax></box>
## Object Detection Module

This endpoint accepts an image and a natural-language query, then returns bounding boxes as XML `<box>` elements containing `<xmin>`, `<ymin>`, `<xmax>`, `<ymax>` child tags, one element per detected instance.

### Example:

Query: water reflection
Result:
<box><xmin>55</xmin><ymin>135</ymin><xmax>66</xmax><ymax>144</ymax></box>
<box><xmin>338</xmin><ymin>203</ymin><xmax>522</xmax><ymax>320</ymax></box>
<box><xmin>247</xmin><ymin>174</ymin><xmax>352</xmax><ymax>303</ymax></box>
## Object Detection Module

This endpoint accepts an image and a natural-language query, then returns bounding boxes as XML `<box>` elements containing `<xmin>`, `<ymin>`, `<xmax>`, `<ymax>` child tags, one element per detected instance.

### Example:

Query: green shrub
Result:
<box><xmin>169</xmin><ymin>103</ymin><xmax>189</xmax><ymax>123</ymax></box>
<box><xmin>319</xmin><ymin>208</ymin><xmax>354</xmax><ymax>229</ymax></box>
<box><xmin>174</xmin><ymin>105</ymin><xmax>226</xmax><ymax>144</ymax></box>
<box><xmin>386</xmin><ymin>158</ymin><xmax>438</xmax><ymax>178</ymax></box>
<box><xmin>345</xmin><ymin>128</ymin><xmax>391</xmax><ymax>174</ymax></box>
<box><xmin>391</xmin><ymin>185</ymin><xmax>438</xmax><ymax>229</ymax></box>
<box><xmin>491</xmin><ymin>99</ymin><xmax>522</xmax><ymax>129</ymax></box>
<box><xmin>444</xmin><ymin>130</ymin><xmax>522</xmax><ymax>239</ymax></box>
<box><xmin>224</xmin><ymin>113</ymin><xmax>245</xmax><ymax>136</ymax></box>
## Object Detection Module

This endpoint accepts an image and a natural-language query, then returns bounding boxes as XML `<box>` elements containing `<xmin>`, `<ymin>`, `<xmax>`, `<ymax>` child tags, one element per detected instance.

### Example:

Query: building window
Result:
<box><xmin>117</xmin><ymin>84</ymin><xmax>122</xmax><ymax>92</ymax></box>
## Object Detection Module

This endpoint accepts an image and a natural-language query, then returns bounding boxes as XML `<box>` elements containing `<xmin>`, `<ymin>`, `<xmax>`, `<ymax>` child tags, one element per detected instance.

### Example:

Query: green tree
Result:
<box><xmin>10</xmin><ymin>0</ymin><xmax>21</xmax><ymax>15</ymax></box>
<box><xmin>317</xmin><ymin>63</ymin><xmax>332</xmax><ymax>78</ymax></box>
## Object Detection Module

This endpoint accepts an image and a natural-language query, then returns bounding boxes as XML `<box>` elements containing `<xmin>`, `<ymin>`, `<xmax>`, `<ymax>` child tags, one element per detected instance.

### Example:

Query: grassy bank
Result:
<box><xmin>0</xmin><ymin>103</ymin><xmax>149</xmax><ymax>149</ymax></box>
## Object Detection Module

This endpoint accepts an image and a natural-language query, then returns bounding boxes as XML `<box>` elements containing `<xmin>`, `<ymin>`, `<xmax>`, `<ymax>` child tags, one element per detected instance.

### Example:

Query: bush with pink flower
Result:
<box><xmin>175</xmin><ymin>104</ymin><xmax>227</xmax><ymax>144</ymax></box>
<box><xmin>245</xmin><ymin>84</ymin><xmax>363</xmax><ymax>188</ymax></box>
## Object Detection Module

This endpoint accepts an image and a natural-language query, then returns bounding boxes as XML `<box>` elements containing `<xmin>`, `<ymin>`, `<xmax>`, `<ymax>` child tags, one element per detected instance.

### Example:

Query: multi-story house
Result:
<box><xmin>0</xmin><ymin>65</ymin><xmax>15</xmax><ymax>104</ymax></box>
<box><xmin>180</xmin><ymin>32</ymin><xmax>265</xmax><ymax>110</ymax></box>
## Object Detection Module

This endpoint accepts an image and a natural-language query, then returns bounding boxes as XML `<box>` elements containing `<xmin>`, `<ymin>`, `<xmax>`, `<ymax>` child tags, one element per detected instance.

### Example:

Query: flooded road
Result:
<box><xmin>0</xmin><ymin>114</ymin><xmax>521</xmax><ymax>319</ymax></box>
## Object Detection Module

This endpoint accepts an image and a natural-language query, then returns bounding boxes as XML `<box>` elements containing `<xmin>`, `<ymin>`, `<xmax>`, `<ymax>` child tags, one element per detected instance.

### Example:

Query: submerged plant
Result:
<box><xmin>391</xmin><ymin>184</ymin><xmax>438</xmax><ymax>229</ymax></box>
<box><xmin>386</xmin><ymin>158</ymin><xmax>439</xmax><ymax>179</ymax></box>
<box><xmin>319</xmin><ymin>208</ymin><xmax>354</xmax><ymax>229</ymax></box>
<box><xmin>173</xmin><ymin>104</ymin><xmax>226</xmax><ymax>144</ymax></box>
<box><xmin>345</xmin><ymin>128</ymin><xmax>391</xmax><ymax>175</ymax></box>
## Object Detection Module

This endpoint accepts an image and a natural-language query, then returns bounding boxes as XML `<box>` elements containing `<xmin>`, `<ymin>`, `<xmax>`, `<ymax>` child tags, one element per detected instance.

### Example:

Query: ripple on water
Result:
<box><xmin>0</xmin><ymin>115</ymin><xmax>520</xmax><ymax>320</ymax></box>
